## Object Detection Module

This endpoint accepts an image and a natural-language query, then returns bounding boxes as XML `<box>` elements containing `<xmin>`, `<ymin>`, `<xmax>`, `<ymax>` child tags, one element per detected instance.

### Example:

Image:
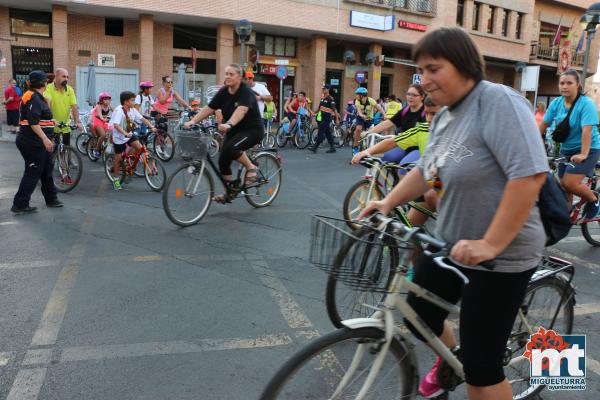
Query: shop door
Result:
<box><xmin>258</xmin><ymin>76</ymin><xmax>293</xmax><ymax>121</ymax></box>
<box><xmin>325</xmin><ymin>70</ymin><xmax>343</xmax><ymax>112</ymax></box>
<box><xmin>380</xmin><ymin>75</ymin><xmax>391</xmax><ymax>99</ymax></box>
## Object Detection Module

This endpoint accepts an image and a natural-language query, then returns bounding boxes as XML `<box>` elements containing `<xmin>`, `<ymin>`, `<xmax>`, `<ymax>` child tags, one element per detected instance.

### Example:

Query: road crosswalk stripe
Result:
<box><xmin>6</xmin><ymin>368</ymin><xmax>47</xmax><ymax>400</ymax></box>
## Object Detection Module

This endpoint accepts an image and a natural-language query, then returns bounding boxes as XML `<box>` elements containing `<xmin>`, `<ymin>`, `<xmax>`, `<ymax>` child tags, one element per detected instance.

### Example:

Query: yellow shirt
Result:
<box><xmin>385</xmin><ymin>101</ymin><xmax>402</xmax><ymax>119</ymax></box>
<box><xmin>355</xmin><ymin>97</ymin><xmax>378</xmax><ymax>119</ymax></box>
<box><xmin>45</xmin><ymin>83</ymin><xmax>77</xmax><ymax>133</ymax></box>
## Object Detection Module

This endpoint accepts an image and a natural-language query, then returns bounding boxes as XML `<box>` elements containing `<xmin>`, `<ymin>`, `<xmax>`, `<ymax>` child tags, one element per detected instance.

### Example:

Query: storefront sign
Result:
<box><xmin>350</xmin><ymin>11</ymin><xmax>394</xmax><ymax>32</ymax></box>
<box><xmin>276</xmin><ymin>66</ymin><xmax>288</xmax><ymax>80</ymax></box>
<box><xmin>259</xmin><ymin>64</ymin><xmax>295</xmax><ymax>77</ymax></box>
<box><xmin>98</xmin><ymin>53</ymin><xmax>116</xmax><ymax>67</ymax></box>
<box><xmin>412</xmin><ymin>74</ymin><xmax>422</xmax><ymax>85</ymax></box>
<box><xmin>354</xmin><ymin>71</ymin><xmax>367</xmax><ymax>84</ymax></box>
<box><xmin>330</xmin><ymin>78</ymin><xmax>340</xmax><ymax>86</ymax></box>
<box><xmin>274</xmin><ymin>59</ymin><xmax>289</xmax><ymax>66</ymax></box>
<box><xmin>398</xmin><ymin>20</ymin><xmax>427</xmax><ymax>32</ymax></box>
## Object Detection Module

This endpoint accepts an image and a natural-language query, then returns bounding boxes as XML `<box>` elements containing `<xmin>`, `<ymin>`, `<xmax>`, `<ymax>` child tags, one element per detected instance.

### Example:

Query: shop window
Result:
<box><xmin>173</xmin><ymin>25</ymin><xmax>217</xmax><ymax>51</ymax></box>
<box><xmin>472</xmin><ymin>2</ymin><xmax>481</xmax><ymax>31</ymax></box>
<box><xmin>501</xmin><ymin>9</ymin><xmax>509</xmax><ymax>37</ymax></box>
<box><xmin>256</xmin><ymin>34</ymin><xmax>296</xmax><ymax>58</ymax></box>
<box><xmin>516</xmin><ymin>13</ymin><xmax>524</xmax><ymax>40</ymax></box>
<box><xmin>327</xmin><ymin>44</ymin><xmax>345</xmax><ymax>62</ymax></box>
<box><xmin>172</xmin><ymin>57</ymin><xmax>216</xmax><ymax>75</ymax></box>
<box><xmin>456</xmin><ymin>0</ymin><xmax>465</xmax><ymax>26</ymax></box>
<box><xmin>12</xmin><ymin>46</ymin><xmax>53</xmax><ymax>89</ymax></box>
<box><xmin>105</xmin><ymin>18</ymin><xmax>124</xmax><ymax>37</ymax></box>
<box><xmin>487</xmin><ymin>6</ymin><xmax>496</xmax><ymax>34</ymax></box>
<box><xmin>9</xmin><ymin>8</ymin><xmax>52</xmax><ymax>38</ymax></box>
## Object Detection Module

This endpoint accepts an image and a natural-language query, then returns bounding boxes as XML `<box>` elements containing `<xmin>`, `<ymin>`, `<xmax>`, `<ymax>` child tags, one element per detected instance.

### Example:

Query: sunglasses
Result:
<box><xmin>406</xmin><ymin>92</ymin><xmax>421</xmax><ymax>97</ymax></box>
<box><xmin>165</xmin><ymin>80</ymin><xmax>172</xmax><ymax>83</ymax></box>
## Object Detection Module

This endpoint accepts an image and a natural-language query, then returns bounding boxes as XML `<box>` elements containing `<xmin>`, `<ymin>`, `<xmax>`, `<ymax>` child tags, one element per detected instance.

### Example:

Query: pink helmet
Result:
<box><xmin>98</xmin><ymin>92</ymin><xmax>111</xmax><ymax>101</ymax></box>
<box><xmin>139</xmin><ymin>80</ymin><xmax>154</xmax><ymax>88</ymax></box>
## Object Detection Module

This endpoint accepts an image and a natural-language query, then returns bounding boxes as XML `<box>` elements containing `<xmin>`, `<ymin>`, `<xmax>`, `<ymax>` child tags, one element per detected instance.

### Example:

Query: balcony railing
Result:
<box><xmin>530</xmin><ymin>42</ymin><xmax>585</xmax><ymax>67</ymax></box>
<box><xmin>346</xmin><ymin>0</ymin><xmax>437</xmax><ymax>17</ymax></box>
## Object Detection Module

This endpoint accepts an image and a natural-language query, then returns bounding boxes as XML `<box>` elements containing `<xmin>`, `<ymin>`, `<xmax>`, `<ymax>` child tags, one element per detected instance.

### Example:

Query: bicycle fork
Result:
<box><xmin>186</xmin><ymin>163</ymin><xmax>206</xmax><ymax>196</ymax></box>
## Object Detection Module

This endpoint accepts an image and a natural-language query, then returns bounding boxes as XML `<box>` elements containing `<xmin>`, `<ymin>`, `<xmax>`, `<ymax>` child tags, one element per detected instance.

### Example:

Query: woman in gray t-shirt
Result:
<box><xmin>360</xmin><ymin>28</ymin><xmax>548</xmax><ymax>399</ymax></box>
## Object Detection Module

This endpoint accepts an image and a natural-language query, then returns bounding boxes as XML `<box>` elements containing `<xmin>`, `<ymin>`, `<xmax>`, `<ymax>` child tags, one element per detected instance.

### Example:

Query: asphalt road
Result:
<box><xmin>0</xmin><ymin>140</ymin><xmax>598</xmax><ymax>399</ymax></box>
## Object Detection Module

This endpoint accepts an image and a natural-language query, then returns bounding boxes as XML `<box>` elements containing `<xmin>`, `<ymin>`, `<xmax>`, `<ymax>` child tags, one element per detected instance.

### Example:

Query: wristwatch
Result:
<box><xmin>225</xmin><ymin>122</ymin><xmax>234</xmax><ymax>130</ymax></box>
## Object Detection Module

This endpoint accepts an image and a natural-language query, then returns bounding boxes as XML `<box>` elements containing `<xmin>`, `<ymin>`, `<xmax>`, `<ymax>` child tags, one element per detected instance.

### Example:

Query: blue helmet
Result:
<box><xmin>355</xmin><ymin>87</ymin><xmax>368</xmax><ymax>95</ymax></box>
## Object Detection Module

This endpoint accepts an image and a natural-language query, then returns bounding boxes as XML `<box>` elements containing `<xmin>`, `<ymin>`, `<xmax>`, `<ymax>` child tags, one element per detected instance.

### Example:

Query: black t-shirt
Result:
<box><xmin>318</xmin><ymin>95</ymin><xmax>337</xmax><ymax>120</ymax></box>
<box><xmin>208</xmin><ymin>84</ymin><xmax>263</xmax><ymax>135</ymax></box>
<box><xmin>390</xmin><ymin>105</ymin><xmax>426</xmax><ymax>132</ymax></box>
<box><xmin>19</xmin><ymin>90</ymin><xmax>54</xmax><ymax>147</ymax></box>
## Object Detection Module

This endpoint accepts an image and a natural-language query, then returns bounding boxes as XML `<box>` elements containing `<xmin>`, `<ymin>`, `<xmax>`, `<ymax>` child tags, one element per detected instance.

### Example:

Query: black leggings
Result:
<box><xmin>219</xmin><ymin>130</ymin><xmax>263</xmax><ymax>176</ymax></box>
<box><xmin>405</xmin><ymin>253</ymin><xmax>535</xmax><ymax>387</ymax></box>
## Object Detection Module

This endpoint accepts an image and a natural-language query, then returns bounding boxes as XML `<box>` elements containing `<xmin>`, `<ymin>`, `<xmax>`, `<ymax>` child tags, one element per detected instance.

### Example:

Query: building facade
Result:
<box><xmin>0</xmin><ymin>0</ymin><xmax>598</xmax><ymax>121</ymax></box>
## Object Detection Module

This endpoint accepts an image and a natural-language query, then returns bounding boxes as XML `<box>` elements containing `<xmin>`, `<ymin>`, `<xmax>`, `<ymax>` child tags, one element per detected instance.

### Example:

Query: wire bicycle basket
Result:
<box><xmin>173</xmin><ymin>127</ymin><xmax>211</xmax><ymax>161</ymax></box>
<box><xmin>310</xmin><ymin>215</ymin><xmax>412</xmax><ymax>293</ymax></box>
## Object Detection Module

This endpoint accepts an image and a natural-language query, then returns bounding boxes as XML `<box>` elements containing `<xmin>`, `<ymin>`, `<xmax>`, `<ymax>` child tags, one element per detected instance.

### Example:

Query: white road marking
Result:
<box><xmin>0</xmin><ymin>352</ymin><xmax>14</xmax><ymax>367</ymax></box>
<box><xmin>60</xmin><ymin>334</ymin><xmax>292</xmax><ymax>362</ymax></box>
<box><xmin>558</xmin><ymin>236</ymin><xmax>587</xmax><ymax>244</ymax></box>
<box><xmin>250</xmin><ymin>258</ymin><xmax>313</xmax><ymax>329</ymax></box>
<box><xmin>22</xmin><ymin>349</ymin><xmax>53</xmax><ymax>366</ymax></box>
<box><xmin>574</xmin><ymin>303</ymin><xmax>600</xmax><ymax>316</ymax></box>
<box><xmin>6</xmin><ymin>368</ymin><xmax>47</xmax><ymax>400</ymax></box>
<box><xmin>547</xmin><ymin>248</ymin><xmax>600</xmax><ymax>271</ymax></box>
<box><xmin>0</xmin><ymin>260</ymin><xmax>62</xmax><ymax>270</ymax></box>
<box><xmin>0</xmin><ymin>221</ymin><xmax>18</xmax><ymax>226</ymax></box>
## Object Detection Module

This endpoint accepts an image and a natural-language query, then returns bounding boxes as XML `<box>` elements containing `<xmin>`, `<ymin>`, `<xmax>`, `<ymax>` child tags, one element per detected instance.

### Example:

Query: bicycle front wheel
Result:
<box><xmin>244</xmin><ymin>152</ymin><xmax>282</xmax><ymax>208</ymax></box>
<box><xmin>275</xmin><ymin>126</ymin><xmax>288</xmax><ymax>148</ymax></box>
<box><xmin>333</xmin><ymin>126</ymin><xmax>347</xmax><ymax>148</ymax></box>
<box><xmin>581</xmin><ymin>220</ymin><xmax>600</xmax><ymax>246</ymax></box>
<box><xmin>144</xmin><ymin>155</ymin><xmax>166</xmax><ymax>192</ymax></box>
<box><xmin>326</xmin><ymin>227</ymin><xmax>400</xmax><ymax>328</ymax></box>
<box><xmin>262</xmin><ymin>133</ymin><xmax>275</xmax><ymax>149</ymax></box>
<box><xmin>343</xmin><ymin>179</ymin><xmax>384</xmax><ymax>230</ymax></box>
<box><xmin>52</xmin><ymin>146</ymin><xmax>83</xmax><ymax>193</ymax></box>
<box><xmin>260</xmin><ymin>327</ymin><xmax>416</xmax><ymax>400</ymax></box>
<box><xmin>75</xmin><ymin>133</ymin><xmax>90</xmax><ymax>154</ymax></box>
<box><xmin>85</xmin><ymin>136</ymin><xmax>100</xmax><ymax>161</ymax></box>
<box><xmin>505</xmin><ymin>275</ymin><xmax>574</xmax><ymax>399</ymax></box>
<box><xmin>293</xmin><ymin>131</ymin><xmax>310</xmax><ymax>149</ymax></box>
<box><xmin>163</xmin><ymin>164</ymin><xmax>214</xmax><ymax>226</ymax></box>
<box><xmin>310</xmin><ymin>127</ymin><xmax>319</xmax><ymax>145</ymax></box>
<box><xmin>153</xmin><ymin>133</ymin><xmax>175</xmax><ymax>161</ymax></box>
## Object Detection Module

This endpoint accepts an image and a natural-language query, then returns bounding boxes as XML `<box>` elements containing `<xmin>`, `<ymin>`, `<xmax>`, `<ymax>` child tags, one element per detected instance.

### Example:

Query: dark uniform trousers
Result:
<box><xmin>315</xmin><ymin>114</ymin><xmax>334</xmax><ymax>148</ymax></box>
<box><xmin>13</xmin><ymin>135</ymin><xmax>58</xmax><ymax>208</ymax></box>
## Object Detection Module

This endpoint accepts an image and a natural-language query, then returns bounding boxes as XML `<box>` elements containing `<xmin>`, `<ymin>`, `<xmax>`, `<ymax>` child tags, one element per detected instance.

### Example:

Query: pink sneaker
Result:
<box><xmin>419</xmin><ymin>356</ymin><xmax>445</xmax><ymax>398</ymax></box>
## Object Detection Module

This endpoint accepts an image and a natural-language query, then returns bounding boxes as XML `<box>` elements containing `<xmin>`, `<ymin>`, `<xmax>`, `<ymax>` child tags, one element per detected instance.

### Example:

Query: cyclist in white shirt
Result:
<box><xmin>134</xmin><ymin>81</ymin><xmax>155</xmax><ymax>136</ymax></box>
<box><xmin>245</xmin><ymin>71</ymin><xmax>272</xmax><ymax>117</ymax></box>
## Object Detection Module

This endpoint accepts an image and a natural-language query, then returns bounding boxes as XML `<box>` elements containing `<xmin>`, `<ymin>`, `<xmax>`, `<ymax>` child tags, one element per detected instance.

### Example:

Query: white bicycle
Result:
<box><xmin>260</xmin><ymin>214</ymin><xmax>575</xmax><ymax>400</ymax></box>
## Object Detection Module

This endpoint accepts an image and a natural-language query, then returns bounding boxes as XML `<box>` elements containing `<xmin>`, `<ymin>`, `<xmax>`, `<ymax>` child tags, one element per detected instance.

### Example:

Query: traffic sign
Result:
<box><xmin>412</xmin><ymin>74</ymin><xmax>422</xmax><ymax>85</ymax></box>
<box><xmin>276</xmin><ymin>66</ymin><xmax>288</xmax><ymax>80</ymax></box>
<box><xmin>354</xmin><ymin>71</ymin><xmax>367</xmax><ymax>84</ymax></box>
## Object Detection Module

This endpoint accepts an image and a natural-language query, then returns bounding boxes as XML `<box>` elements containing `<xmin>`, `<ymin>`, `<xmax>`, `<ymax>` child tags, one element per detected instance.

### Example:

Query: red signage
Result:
<box><xmin>397</xmin><ymin>20</ymin><xmax>427</xmax><ymax>32</ymax></box>
<box><xmin>259</xmin><ymin>64</ymin><xmax>279</xmax><ymax>75</ymax></box>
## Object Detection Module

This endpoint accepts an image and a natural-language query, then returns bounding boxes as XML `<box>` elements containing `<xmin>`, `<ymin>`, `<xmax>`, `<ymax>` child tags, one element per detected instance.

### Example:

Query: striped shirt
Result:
<box><xmin>393</xmin><ymin>122</ymin><xmax>429</xmax><ymax>155</ymax></box>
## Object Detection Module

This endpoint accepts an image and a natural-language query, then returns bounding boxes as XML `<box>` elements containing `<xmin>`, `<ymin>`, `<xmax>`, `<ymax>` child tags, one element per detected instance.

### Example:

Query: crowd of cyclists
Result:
<box><xmin>4</xmin><ymin>24</ymin><xmax>600</xmax><ymax>399</ymax></box>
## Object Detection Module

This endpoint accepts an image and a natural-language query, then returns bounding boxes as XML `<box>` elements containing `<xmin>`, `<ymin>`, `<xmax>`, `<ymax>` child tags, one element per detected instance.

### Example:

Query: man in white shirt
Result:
<box><xmin>246</xmin><ymin>71</ymin><xmax>272</xmax><ymax>117</ymax></box>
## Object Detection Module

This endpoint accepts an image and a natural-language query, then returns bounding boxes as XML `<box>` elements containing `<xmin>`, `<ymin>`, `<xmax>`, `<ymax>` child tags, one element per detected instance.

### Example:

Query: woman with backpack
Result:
<box><xmin>538</xmin><ymin>69</ymin><xmax>600</xmax><ymax>219</ymax></box>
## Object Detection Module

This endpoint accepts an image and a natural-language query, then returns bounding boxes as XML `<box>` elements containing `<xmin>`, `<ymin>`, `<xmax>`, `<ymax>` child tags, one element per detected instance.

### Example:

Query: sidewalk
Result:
<box><xmin>0</xmin><ymin>124</ymin><xmax>16</xmax><ymax>143</ymax></box>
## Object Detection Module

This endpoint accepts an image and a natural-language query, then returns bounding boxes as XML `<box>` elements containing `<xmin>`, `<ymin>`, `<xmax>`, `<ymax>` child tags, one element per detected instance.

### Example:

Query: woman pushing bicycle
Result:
<box><xmin>184</xmin><ymin>64</ymin><xmax>264</xmax><ymax>203</ymax></box>
<box><xmin>360</xmin><ymin>27</ymin><xmax>548</xmax><ymax>400</ymax></box>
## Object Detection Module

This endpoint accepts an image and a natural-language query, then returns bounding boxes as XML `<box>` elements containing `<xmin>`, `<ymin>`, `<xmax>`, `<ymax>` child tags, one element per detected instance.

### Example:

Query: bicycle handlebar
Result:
<box><xmin>368</xmin><ymin>213</ymin><xmax>495</xmax><ymax>277</ymax></box>
<box><xmin>358</xmin><ymin>156</ymin><xmax>416</xmax><ymax>172</ymax></box>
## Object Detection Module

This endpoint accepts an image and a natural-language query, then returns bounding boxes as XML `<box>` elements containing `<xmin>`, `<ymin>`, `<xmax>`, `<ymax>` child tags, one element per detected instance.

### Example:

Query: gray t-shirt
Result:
<box><xmin>418</xmin><ymin>81</ymin><xmax>549</xmax><ymax>273</ymax></box>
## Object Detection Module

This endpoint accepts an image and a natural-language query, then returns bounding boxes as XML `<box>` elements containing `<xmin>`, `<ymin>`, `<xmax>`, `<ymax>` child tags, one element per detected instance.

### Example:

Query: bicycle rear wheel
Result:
<box><xmin>153</xmin><ymin>132</ymin><xmax>175</xmax><ymax>161</ymax></box>
<box><xmin>310</xmin><ymin>127</ymin><xmax>319</xmax><ymax>145</ymax></box>
<box><xmin>144</xmin><ymin>155</ymin><xmax>166</xmax><ymax>192</ymax></box>
<box><xmin>505</xmin><ymin>275</ymin><xmax>574</xmax><ymax>399</ymax></box>
<box><xmin>52</xmin><ymin>146</ymin><xmax>82</xmax><ymax>193</ymax></box>
<box><xmin>104</xmin><ymin>154</ymin><xmax>125</xmax><ymax>183</ymax></box>
<box><xmin>163</xmin><ymin>164</ymin><xmax>214</xmax><ymax>226</ymax></box>
<box><xmin>259</xmin><ymin>327</ymin><xmax>416</xmax><ymax>400</ymax></box>
<box><xmin>293</xmin><ymin>131</ymin><xmax>310</xmax><ymax>149</ymax></box>
<box><xmin>581</xmin><ymin>219</ymin><xmax>600</xmax><ymax>246</ymax></box>
<box><xmin>343</xmin><ymin>179</ymin><xmax>384</xmax><ymax>230</ymax></box>
<box><xmin>326</xmin><ymin>227</ymin><xmax>400</xmax><ymax>329</ymax></box>
<box><xmin>244</xmin><ymin>152</ymin><xmax>282</xmax><ymax>208</ymax></box>
<box><xmin>275</xmin><ymin>126</ymin><xmax>288</xmax><ymax>148</ymax></box>
<box><xmin>262</xmin><ymin>133</ymin><xmax>275</xmax><ymax>149</ymax></box>
<box><xmin>86</xmin><ymin>136</ymin><xmax>100</xmax><ymax>161</ymax></box>
<box><xmin>333</xmin><ymin>126</ymin><xmax>347</xmax><ymax>148</ymax></box>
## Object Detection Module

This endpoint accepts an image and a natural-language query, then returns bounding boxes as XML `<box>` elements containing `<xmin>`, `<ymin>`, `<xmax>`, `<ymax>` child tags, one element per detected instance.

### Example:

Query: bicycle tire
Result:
<box><xmin>326</xmin><ymin>226</ymin><xmax>399</xmax><ymax>329</ymax></box>
<box><xmin>581</xmin><ymin>220</ymin><xmax>600</xmax><ymax>246</ymax></box>
<box><xmin>163</xmin><ymin>164</ymin><xmax>214</xmax><ymax>226</ymax></box>
<box><xmin>75</xmin><ymin>133</ymin><xmax>90</xmax><ymax>154</ymax></box>
<box><xmin>85</xmin><ymin>136</ymin><xmax>100</xmax><ymax>162</ymax></box>
<box><xmin>208</xmin><ymin>137</ymin><xmax>220</xmax><ymax>157</ymax></box>
<box><xmin>259</xmin><ymin>327</ymin><xmax>416</xmax><ymax>400</ymax></box>
<box><xmin>343</xmin><ymin>179</ymin><xmax>384</xmax><ymax>230</ymax></box>
<box><xmin>293</xmin><ymin>130</ymin><xmax>310</xmax><ymax>149</ymax></box>
<box><xmin>244</xmin><ymin>152</ymin><xmax>282</xmax><ymax>208</ymax></box>
<box><xmin>334</xmin><ymin>126</ymin><xmax>347</xmax><ymax>148</ymax></box>
<box><xmin>310</xmin><ymin>127</ymin><xmax>319</xmax><ymax>145</ymax></box>
<box><xmin>144</xmin><ymin>155</ymin><xmax>166</xmax><ymax>192</ymax></box>
<box><xmin>506</xmin><ymin>275</ymin><xmax>574</xmax><ymax>399</ymax></box>
<box><xmin>104</xmin><ymin>154</ymin><xmax>126</xmax><ymax>184</ymax></box>
<box><xmin>134</xmin><ymin>152</ymin><xmax>146</xmax><ymax>178</ymax></box>
<box><xmin>262</xmin><ymin>133</ymin><xmax>275</xmax><ymax>149</ymax></box>
<box><xmin>153</xmin><ymin>132</ymin><xmax>175</xmax><ymax>162</ymax></box>
<box><xmin>275</xmin><ymin>126</ymin><xmax>288</xmax><ymax>148</ymax></box>
<box><xmin>52</xmin><ymin>146</ymin><xmax>83</xmax><ymax>193</ymax></box>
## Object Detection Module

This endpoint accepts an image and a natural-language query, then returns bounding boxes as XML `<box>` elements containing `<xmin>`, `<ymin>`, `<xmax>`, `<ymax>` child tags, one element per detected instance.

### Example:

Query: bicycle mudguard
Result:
<box><xmin>340</xmin><ymin>317</ymin><xmax>385</xmax><ymax>330</ymax></box>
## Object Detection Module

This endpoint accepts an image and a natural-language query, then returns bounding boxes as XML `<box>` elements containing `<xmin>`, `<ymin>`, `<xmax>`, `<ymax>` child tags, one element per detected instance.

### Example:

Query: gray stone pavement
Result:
<box><xmin>0</xmin><ymin>139</ymin><xmax>599</xmax><ymax>399</ymax></box>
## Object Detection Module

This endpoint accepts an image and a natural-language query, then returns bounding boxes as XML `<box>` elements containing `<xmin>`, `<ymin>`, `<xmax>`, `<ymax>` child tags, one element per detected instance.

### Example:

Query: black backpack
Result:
<box><xmin>538</xmin><ymin>172</ymin><xmax>572</xmax><ymax>246</ymax></box>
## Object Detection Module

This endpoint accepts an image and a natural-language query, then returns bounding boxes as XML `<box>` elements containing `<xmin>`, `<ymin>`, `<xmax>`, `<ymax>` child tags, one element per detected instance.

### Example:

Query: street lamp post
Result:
<box><xmin>235</xmin><ymin>19</ymin><xmax>253</xmax><ymax>70</ymax></box>
<box><xmin>580</xmin><ymin>3</ymin><xmax>600</xmax><ymax>92</ymax></box>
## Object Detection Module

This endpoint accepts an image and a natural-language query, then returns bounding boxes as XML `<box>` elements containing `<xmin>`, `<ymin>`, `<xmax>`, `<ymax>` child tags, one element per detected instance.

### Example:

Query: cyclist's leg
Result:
<box><xmin>381</xmin><ymin>147</ymin><xmax>408</xmax><ymax>164</ymax></box>
<box><xmin>63</xmin><ymin>131</ymin><xmax>71</xmax><ymax>147</ymax></box>
<box><xmin>95</xmin><ymin>124</ymin><xmax>107</xmax><ymax>150</ymax></box>
<box><xmin>219</xmin><ymin>130</ymin><xmax>262</xmax><ymax>181</ymax></box>
<box><xmin>113</xmin><ymin>143</ymin><xmax>126</xmax><ymax>174</ymax></box>
<box><xmin>353</xmin><ymin>121</ymin><xmax>364</xmax><ymax>147</ymax></box>
<box><xmin>560</xmin><ymin>149</ymin><xmax>600</xmax><ymax>203</ymax></box>
<box><xmin>407</xmin><ymin>189</ymin><xmax>437</xmax><ymax>227</ymax></box>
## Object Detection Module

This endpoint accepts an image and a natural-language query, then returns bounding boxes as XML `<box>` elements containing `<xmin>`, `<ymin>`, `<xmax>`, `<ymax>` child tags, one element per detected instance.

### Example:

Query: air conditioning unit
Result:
<box><xmin>239</xmin><ymin>32</ymin><xmax>256</xmax><ymax>45</ymax></box>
